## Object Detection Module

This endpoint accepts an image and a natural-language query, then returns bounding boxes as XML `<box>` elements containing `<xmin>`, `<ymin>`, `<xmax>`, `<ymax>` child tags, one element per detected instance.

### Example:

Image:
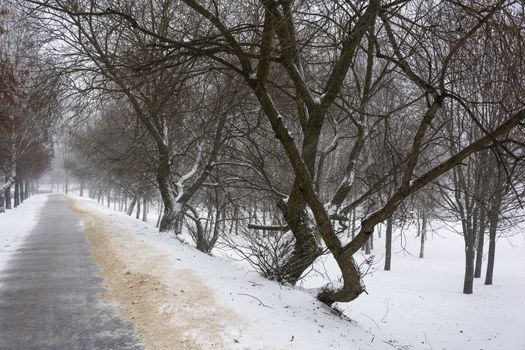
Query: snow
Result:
<box><xmin>0</xmin><ymin>194</ymin><xmax>47</xmax><ymax>273</ymax></box>
<box><xmin>65</xmin><ymin>196</ymin><xmax>525</xmax><ymax>349</ymax></box>
<box><xmin>301</xmin><ymin>221</ymin><xmax>525</xmax><ymax>350</ymax></box>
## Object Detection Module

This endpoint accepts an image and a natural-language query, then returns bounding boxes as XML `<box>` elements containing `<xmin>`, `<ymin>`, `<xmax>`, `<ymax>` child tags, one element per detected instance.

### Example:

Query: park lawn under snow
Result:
<box><xmin>300</xmin><ymin>222</ymin><xmax>525</xmax><ymax>350</ymax></box>
<box><xmin>0</xmin><ymin>194</ymin><xmax>47</xmax><ymax>274</ymax></box>
<box><xmin>3</xmin><ymin>193</ymin><xmax>520</xmax><ymax>349</ymax></box>
<box><xmin>71</xmin><ymin>195</ymin><xmax>525</xmax><ymax>350</ymax></box>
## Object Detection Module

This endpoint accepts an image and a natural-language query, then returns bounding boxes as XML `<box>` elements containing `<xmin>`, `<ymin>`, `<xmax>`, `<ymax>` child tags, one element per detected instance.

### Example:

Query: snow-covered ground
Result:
<box><xmin>0</xmin><ymin>195</ymin><xmax>47</xmax><ymax>273</ymax></box>
<box><xmin>68</xmin><ymin>195</ymin><xmax>525</xmax><ymax>350</ymax></box>
<box><xmin>301</xmin><ymin>222</ymin><xmax>525</xmax><ymax>350</ymax></box>
<box><xmin>2</xmin><ymin>193</ymin><xmax>523</xmax><ymax>349</ymax></box>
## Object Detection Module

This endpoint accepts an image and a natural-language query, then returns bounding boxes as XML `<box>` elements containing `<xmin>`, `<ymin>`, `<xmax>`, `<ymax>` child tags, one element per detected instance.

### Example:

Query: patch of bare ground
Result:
<box><xmin>65</xmin><ymin>197</ymin><xmax>244</xmax><ymax>350</ymax></box>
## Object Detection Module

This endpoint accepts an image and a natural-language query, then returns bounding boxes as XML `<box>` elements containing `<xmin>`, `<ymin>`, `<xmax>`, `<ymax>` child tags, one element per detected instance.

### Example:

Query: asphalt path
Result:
<box><xmin>0</xmin><ymin>194</ymin><xmax>144</xmax><ymax>350</ymax></box>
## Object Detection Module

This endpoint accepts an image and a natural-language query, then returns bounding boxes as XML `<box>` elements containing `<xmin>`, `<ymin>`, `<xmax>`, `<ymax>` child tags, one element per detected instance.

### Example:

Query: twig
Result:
<box><xmin>423</xmin><ymin>332</ymin><xmax>433</xmax><ymax>350</ymax></box>
<box><xmin>238</xmin><ymin>293</ymin><xmax>273</xmax><ymax>308</ymax></box>
<box><xmin>381</xmin><ymin>298</ymin><xmax>390</xmax><ymax>323</ymax></box>
<box><xmin>360</xmin><ymin>313</ymin><xmax>381</xmax><ymax>330</ymax></box>
<box><xmin>383</xmin><ymin>339</ymin><xmax>413</xmax><ymax>350</ymax></box>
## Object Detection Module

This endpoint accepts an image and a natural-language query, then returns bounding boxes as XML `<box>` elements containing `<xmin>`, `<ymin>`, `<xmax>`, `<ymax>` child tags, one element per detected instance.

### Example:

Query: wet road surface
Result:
<box><xmin>0</xmin><ymin>194</ymin><xmax>143</xmax><ymax>350</ymax></box>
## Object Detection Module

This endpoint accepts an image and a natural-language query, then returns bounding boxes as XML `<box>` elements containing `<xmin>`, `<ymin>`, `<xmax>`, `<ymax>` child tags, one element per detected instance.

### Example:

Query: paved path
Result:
<box><xmin>0</xmin><ymin>194</ymin><xmax>143</xmax><ymax>350</ymax></box>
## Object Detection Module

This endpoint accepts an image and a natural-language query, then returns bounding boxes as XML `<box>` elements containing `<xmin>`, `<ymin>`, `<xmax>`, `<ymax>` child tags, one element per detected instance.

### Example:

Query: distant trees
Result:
<box><xmin>0</xmin><ymin>4</ymin><xmax>56</xmax><ymax>211</ymax></box>
<box><xmin>23</xmin><ymin>0</ymin><xmax>525</xmax><ymax>305</ymax></box>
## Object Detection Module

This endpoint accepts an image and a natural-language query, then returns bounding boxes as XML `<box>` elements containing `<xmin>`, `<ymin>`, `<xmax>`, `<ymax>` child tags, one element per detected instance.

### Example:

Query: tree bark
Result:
<box><xmin>484</xmin><ymin>215</ymin><xmax>497</xmax><ymax>285</ymax></box>
<box><xmin>474</xmin><ymin>206</ymin><xmax>486</xmax><ymax>278</ymax></box>
<box><xmin>142</xmin><ymin>196</ymin><xmax>147</xmax><ymax>222</ymax></box>
<box><xmin>317</xmin><ymin>252</ymin><xmax>364</xmax><ymax>304</ymax></box>
<box><xmin>0</xmin><ymin>177</ymin><xmax>15</xmax><ymax>213</ymax></box>
<box><xmin>24</xmin><ymin>180</ymin><xmax>30</xmax><ymax>199</ymax></box>
<box><xmin>384</xmin><ymin>216</ymin><xmax>393</xmax><ymax>270</ymax></box>
<box><xmin>485</xmin><ymin>189</ymin><xmax>502</xmax><ymax>285</ymax></box>
<box><xmin>14</xmin><ymin>180</ymin><xmax>20</xmax><ymax>208</ymax></box>
<box><xmin>127</xmin><ymin>194</ymin><xmax>137</xmax><ymax>216</ymax></box>
<box><xmin>5</xmin><ymin>178</ymin><xmax>11</xmax><ymax>210</ymax></box>
<box><xmin>275</xmin><ymin>193</ymin><xmax>323</xmax><ymax>284</ymax></box>
<box><xmin>136</xmin><ymin>195</ymin><xmax>141</xmax><ymax>219</ymax></box>
<box><xmin>156</xmin><ymin>203</ymin><xmax>163</xmax><ymax>228</ymax></box>
<box><xmin>19</xmin><ymin>181</ymin><xmax>24</xmax><ymax>203</ymax></box>
<box><xmin>463</xmin><ymin>240</ymin><xmax>475</xmax><ymax>294</ymax></box>
<box><xmin>419</xmin><ymin>210</ymin><xmax>426</xmax><ymax>258</ymax></box>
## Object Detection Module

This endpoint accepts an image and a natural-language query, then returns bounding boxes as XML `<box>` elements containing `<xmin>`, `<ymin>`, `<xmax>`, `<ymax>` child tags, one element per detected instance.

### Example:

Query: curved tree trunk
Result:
<box><xmin>318</xmin><ymin>253</ymin><xmax>364</xmax><ymax>305</ymax></box>
<box><xmin>276</xmin><ymin>193</ymin><xmax>323</xmax><ymax>284</ymax></box>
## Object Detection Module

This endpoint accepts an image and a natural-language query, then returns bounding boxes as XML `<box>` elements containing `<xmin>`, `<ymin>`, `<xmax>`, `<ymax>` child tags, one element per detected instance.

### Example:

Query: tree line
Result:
<box><xmin>0</xmin><ymin>5</ymin><xmax>58</xmax><ymax>212</ymax></box>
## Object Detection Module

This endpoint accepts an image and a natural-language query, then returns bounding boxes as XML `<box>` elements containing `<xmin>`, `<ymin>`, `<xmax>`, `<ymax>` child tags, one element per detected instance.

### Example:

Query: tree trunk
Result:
<box><xmin>384</xmin><ymin>216</ymin><xmax>393</xmax><ymax>271</ymax></box>
<box><xmin>156</xmin><ymin>203</ymin><xmax>163</xmax><ymax>228</ymax></box>
<box><xmin>474</xmin><ymin>206</ymin><xmax>486</xmax><ymax>278</ymax></box>
<box><xmin>484</xmin><ymin>215</ymin><xmax>497</xmax><ymax>285</ymax></box>
<box><xmin>142</xmin><ymin>196</ymin><xmax>147</xmax><ymax>222</ymax></box>
<box><xmin>24</xmin><ymin>180</ymin><xmax>29</xmax><ymax>199</ymax></box>
<box><xmin>14</xmin><ymin>180</ymin><xmax>20</xmax><ymax>208</ymax></box>
<box><xmin>5</xmin><ymin>178</ymin><xmax>11</xmax><ymax>209</ymax></box>
<box><xmin>127</xmin><ymin>194</ymin><xmax>137</xmax><ymax>216</ymax></box>
<box><xmin>136</xmin><ymin>196</ymin><xmax>141</xmax><ymax>219</ymax></box>
<box><xmin>19</xmin><ymin>181</ymin><xmax>24</xmax><ymax>203</ymax></box>
<box><xmin>485</xmin><ymin>197</ymin><xmax>501</xmax><ymax>285</ymax></box>
<box><xmin>80</xmin><ymin>178</ymin><xmax>84</xmax><ymax>197</ymax></box>
<box><xmin>463</xmin><ymin>238</ymin><xmax>475</xmax><ymax>294</ymax></box>
<box><xmin>275</xmin><ymin>194</ymin><xmax>323</xmax><ymax>284</ymax></box>
<box><xmin>419</xmin><ymin>210</ymin><xmax>426</xmax><ymax>258</ymax></box>
<box><xmin>159</xmin><ymin>202</ymin><xmax>181</xmax><ymax>232</ymax></box>
<box><xmin>485</xmin><ymin>171</ymin><xmax>504</xmax><ymax>285</ymax></box>
<box><xmin>157</xmin><ymin>148</ymin><xmax>180</xmax><ymax>232</ymax></box>
<box><xmin>317</xmin><ymin>251</ymin><xmax>365</xmax><ymax>305</ymax></box>
<box><xmin>0</xmin><ymin>177</ymin><xmax>15</xmax><ymax>213</ymax></box>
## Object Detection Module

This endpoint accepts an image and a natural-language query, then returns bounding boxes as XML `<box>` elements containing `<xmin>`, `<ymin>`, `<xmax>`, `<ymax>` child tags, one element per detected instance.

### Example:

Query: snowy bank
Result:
<box><xmin>0</xmin><ymin>194</ymin><xmax>47</xmax><ymax>273</ymax></box>
<box><xmin>69</xmin><ymin>195</ymin><xmax>389</xmax><ymax>350</ymax></box>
